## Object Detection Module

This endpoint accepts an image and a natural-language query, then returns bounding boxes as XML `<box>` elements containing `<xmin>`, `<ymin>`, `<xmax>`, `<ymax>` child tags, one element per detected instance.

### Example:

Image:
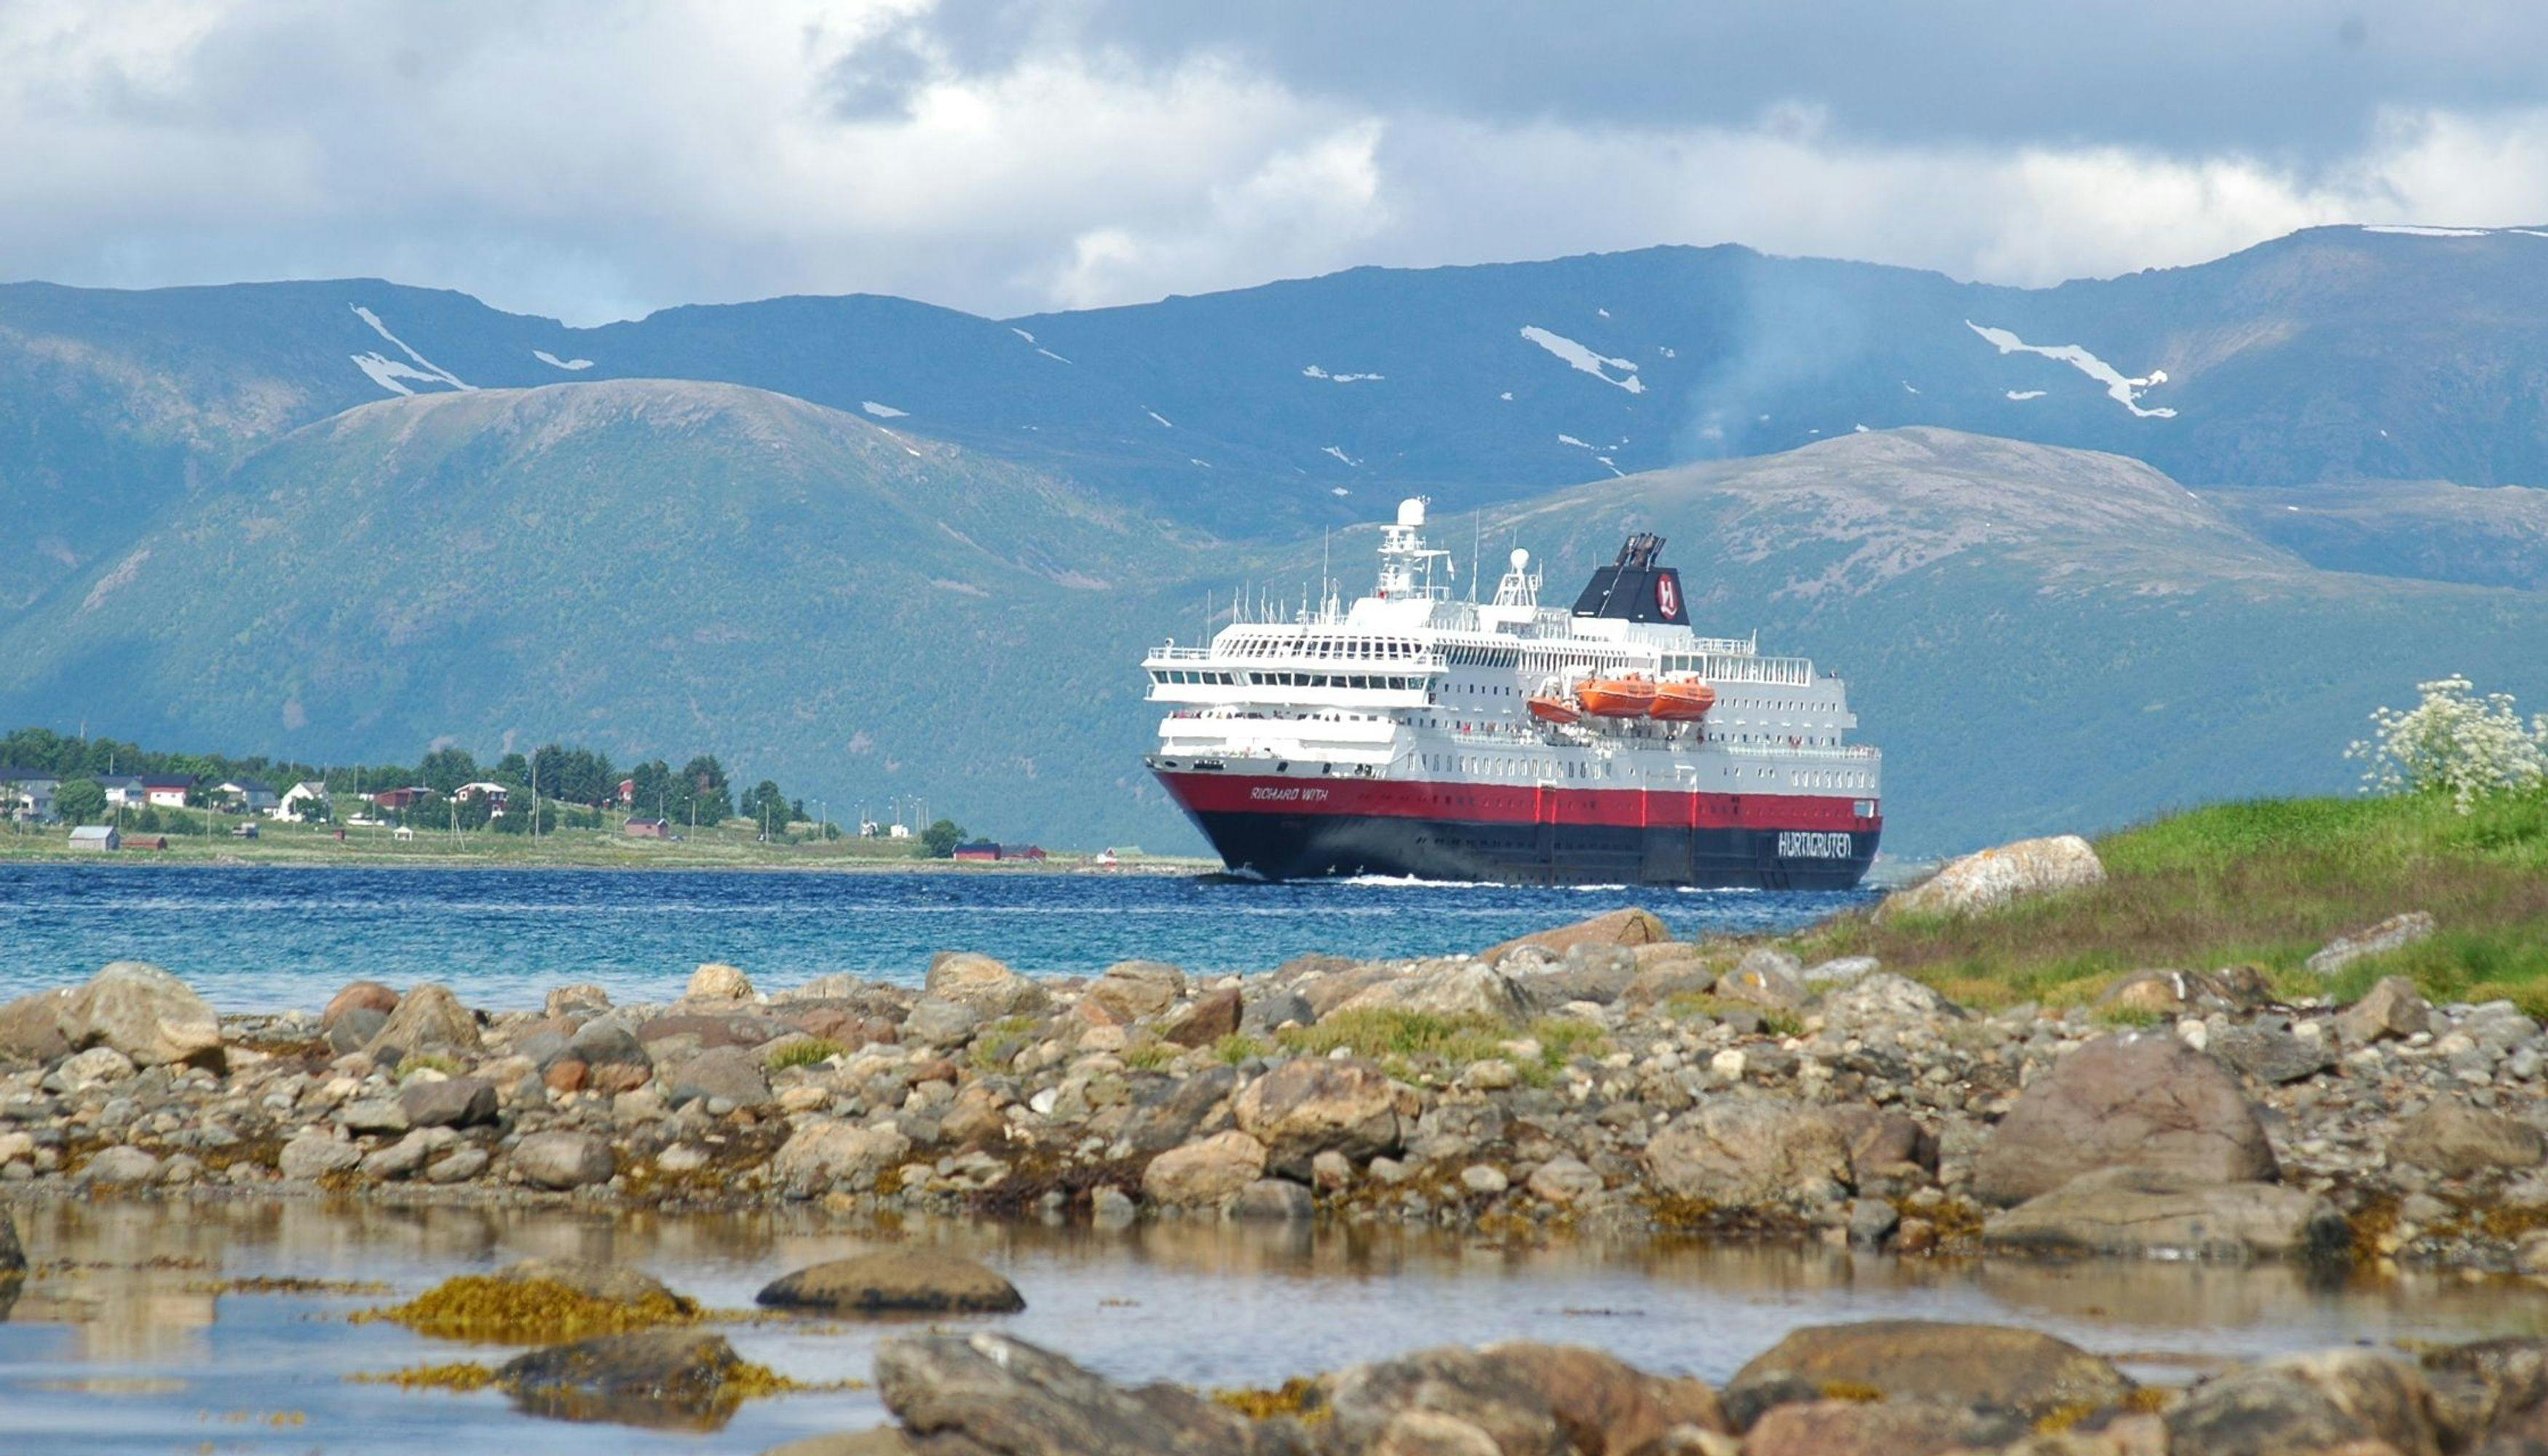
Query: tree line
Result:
<box><xmin>2</xmin><ymin>727</ymin><xmax>823</xmax><ymax>838</ymax></box>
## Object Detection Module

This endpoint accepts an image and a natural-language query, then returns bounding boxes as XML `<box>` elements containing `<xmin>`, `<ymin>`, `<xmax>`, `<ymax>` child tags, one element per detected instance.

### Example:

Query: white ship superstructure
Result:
<box><xmin>1142</xmin><ymin>500</ymin><xmax>1882</xmax><ymax>887</ymax></box>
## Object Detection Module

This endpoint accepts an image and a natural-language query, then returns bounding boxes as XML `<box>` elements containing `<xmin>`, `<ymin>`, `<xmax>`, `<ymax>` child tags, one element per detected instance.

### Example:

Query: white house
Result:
<box><xmin>141</xmin><ymin>775</ymin><xmax>194</xmax><ymax>809</ymax></box>
<box><xmin>454</xmin><ymin>781</ymin><xmax>513</xmax><ymax>815</ymax></box>
<box><xmin>96</xmin><ymin>775</ymin><xmax>147</xmax><ymax>807</ymax></box>
<box><xmin>0</xmin><ymin>767</ymin><xmax>61</xmax><ymax>823</ymax></box>
<box><xmin>271</xmin><ymin>780</ymin><xmax>331</xmax><ymax>820</ymax></box>
<box><xmin>214</xmin><ymin>779</ymin><xmax>280</xmax><ymax>814</ymax></box>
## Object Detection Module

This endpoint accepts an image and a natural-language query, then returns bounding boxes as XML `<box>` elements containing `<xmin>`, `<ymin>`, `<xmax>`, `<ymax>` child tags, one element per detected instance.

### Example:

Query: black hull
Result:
<box><xmin>1183</xmin><ymin>809</ymin><xmax>1878</xmax><ymax>890</ymax></box>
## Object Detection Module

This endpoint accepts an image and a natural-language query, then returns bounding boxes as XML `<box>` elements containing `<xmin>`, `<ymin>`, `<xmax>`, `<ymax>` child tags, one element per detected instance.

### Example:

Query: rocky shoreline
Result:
<box><xmin>4</xmin><ymin>858</ymin><xmax>2545</xmax><ymax>1273</ymax></box>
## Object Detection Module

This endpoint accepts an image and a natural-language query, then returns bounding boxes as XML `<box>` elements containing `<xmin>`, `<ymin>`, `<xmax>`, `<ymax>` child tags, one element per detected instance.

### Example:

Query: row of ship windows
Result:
<box><xmin>1415</xmin><ymin>754</ymin><xmax>1872</xmax><ymax>791</ymax></box>
<box><xmin>1153</xmin><ymin>670</ymin><xmax>1423</xmax><ymax>689</ymax></box>
<box><xmin>1224</xmin><ymin>634</ymin><xmax>1427</xmax><ymax>660</ymax></box>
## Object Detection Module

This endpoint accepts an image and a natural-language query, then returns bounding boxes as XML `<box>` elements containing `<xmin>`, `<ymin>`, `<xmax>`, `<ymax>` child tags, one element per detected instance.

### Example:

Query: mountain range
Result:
<box><xmin>5</xmin><ymin>225</ymin><xmax>2547</xmax><ymax>855</ymax></box>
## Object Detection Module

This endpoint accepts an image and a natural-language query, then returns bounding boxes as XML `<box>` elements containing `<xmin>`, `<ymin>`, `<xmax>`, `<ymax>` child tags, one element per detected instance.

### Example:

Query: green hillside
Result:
<box><xmin>0</xmin><ymin>380</ymin><xmax>1198</xmax><ymax>846</ymax></box>
<box><xmin>5</xmin><ymin>412</ymin><xmax>2543</xmax><ymax>858</ymax></box>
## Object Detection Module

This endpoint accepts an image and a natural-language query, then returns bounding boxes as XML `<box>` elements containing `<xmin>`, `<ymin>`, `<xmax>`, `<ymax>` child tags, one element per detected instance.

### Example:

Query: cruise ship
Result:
<box><xmin>1142</xmin><ymin>500</ymin><xmax>1882</xmax><ymax>887</ymax></box>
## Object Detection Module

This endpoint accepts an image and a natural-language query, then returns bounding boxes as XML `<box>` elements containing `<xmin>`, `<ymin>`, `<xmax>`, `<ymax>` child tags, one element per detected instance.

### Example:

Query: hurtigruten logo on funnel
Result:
<box><xmin>1138</xmin><ymin>499</ymin><xmax>1883</xmax><ymax>888</ymax></box>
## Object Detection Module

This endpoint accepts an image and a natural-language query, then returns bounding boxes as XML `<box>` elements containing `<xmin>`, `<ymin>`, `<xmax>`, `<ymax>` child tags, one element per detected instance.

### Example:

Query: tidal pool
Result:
<box><xmin>5</xmin><ymin>1198</ymin><xmax>2547</xmax><ymax>1454</ymax></box>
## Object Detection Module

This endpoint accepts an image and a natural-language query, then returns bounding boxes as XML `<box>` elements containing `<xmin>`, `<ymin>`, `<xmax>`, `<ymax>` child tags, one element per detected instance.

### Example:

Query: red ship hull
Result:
<box><xmin>1152</xmin><ymin>767</ymin><xmax>1880</xmax><ymax>888</ymax></box>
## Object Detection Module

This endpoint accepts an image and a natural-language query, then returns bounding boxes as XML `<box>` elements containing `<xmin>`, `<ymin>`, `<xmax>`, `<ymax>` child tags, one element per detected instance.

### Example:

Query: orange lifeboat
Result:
<box><xmin>1527</xmin><ymin>694</ymin><xmax>1581</xmax><ymax>725</ymax></box>
<box><xmin>1577</xmin><ymin>676</ymin><xmax>1658</xmax><ymax>717</ymax></box>
<box><xmin>1649</xmin><ymin>678</ymin><xmax>1717</xmax><ymax>721</ymax></box>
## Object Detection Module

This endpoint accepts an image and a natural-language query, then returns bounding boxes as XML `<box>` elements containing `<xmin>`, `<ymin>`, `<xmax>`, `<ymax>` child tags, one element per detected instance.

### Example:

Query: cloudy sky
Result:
<box><xmin>9</xmin><ymin>0</ymin><xmax>2548</xmax><ymax>323</ymax></box>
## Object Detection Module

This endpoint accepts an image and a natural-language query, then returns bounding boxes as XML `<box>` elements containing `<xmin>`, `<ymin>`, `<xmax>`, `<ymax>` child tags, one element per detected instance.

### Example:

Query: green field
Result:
<box><xmin>1792</xmin><ymin>791</ymin><xmax>2548</xmax><ymax>1016</ymax></box>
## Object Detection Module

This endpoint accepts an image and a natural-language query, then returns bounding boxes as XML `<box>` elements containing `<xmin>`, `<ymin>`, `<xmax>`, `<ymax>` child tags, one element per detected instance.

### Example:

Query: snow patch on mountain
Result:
<box><xmin>533</xmin><ymin>349</ymin><xmax>594</xmax><ymax>371</ymax></box>
<box><xmin>2006</xmin><ymin>389</ymin><xmax>2047</xmax><ymax>400</ymax></box>
<box><xmin>1037</xmin><ymin>347</ymin><xmax>1072</xmax><ymax>364</ymax></box>
<box><xmin>1322</xmin><ymin>446</ymin><xmax>1361</xmax><ymax>467</ymax></box>
<box><xmin>861</xmin><ymin>401</ymin><xmax>909</xmax><ymax>418</ymax></box>
<box><xmin>1966</xmin><ymin>322</ymin><xmax>2176</xmax><ymax>419</ymax></box>
<box><xmin>2361</xmin><ymin>224</ymin><xmax>2494</xmax><ymax>237</ymax></box>
<box><xmin>1519</xmin><ymin>326</ymin><xmax>1645</xmax><ymax>393</ymax></box>
<box><xmin>1302</xmin><ymin>365</ymin><xmax>1384</xmax><ymax>383</ymax></box>
<box><xmin>1147</xmin><ymin>410</ymin><xmax>1174</xmax><ymax>428</ymax></box>
<box><xmin>349</xmin><ymin>305</ymin><xmax>470</xmax><ymax>397</ymax></box>
<box><xmin>1010</xmin><ymin>327</ymin><xmax>1036</xmax><ymax>343</ymax></box>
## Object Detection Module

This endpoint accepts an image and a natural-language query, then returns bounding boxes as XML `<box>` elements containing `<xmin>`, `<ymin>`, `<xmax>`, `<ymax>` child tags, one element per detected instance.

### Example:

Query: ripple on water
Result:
<box><xmin>0</xmin><ymin>864</ymin><xmax>1875</xmax><ymax>1010</ymax></box>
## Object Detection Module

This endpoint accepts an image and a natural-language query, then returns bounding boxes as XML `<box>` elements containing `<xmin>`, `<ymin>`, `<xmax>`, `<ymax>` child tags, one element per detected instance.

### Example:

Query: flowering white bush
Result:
<box><xmin>2347</xmin><ymin>675</ymin><xmax>2548</xmax><ymax>813</ymax></box>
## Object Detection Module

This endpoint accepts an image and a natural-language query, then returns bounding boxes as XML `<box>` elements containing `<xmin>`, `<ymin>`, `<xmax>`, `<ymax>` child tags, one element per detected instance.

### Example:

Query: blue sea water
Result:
<box><xmin>0</xmin><ymin>864</ymin><xmax>1872</xmax><ymax>1010</ymax></box>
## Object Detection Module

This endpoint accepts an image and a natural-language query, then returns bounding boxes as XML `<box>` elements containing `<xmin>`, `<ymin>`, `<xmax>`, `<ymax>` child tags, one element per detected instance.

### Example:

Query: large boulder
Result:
<box><xmin>1162</xmin><ymin>988</ymin><xmax>1243</xmax><ymax>1048</ymax></box>
<box><xmin>1233</xmin><ymin>1057</ymin><xmax>1401</xmax><ymax>1177</ymax></box>
<box><xmin>756</xmin><ymin>1251</ymin><xmax>1024</xmax><ymax>1314</ymax></box>
<box><xmin>771</xmin><ymin>1120</ymin><xmax>911</xmax><ymax>1192</ymax></box>
<box><xmin>363</xmin><ymin>983</ymin><xmax>484</xmax><ymax>1061</ymax></box>
<box><xmin>497</xmin><ymin>1329</ymin><xmax>745</xmax><ymax>1422</ymax></box>
<box><xmin>1973</xmin><ymin>1032</ymin><xmax>2276</xmax><ymax>1206</ymax></box>
<box><xmin>278</xmin><ymin>1129</ymin><xmax>363</xmax><ymax>1181</ymax></box>
<box><xmin>657</xmin><ymin>1046</ymin><xmax>772</xmax><ymax>1108</ymax></box>
<box><xmin>512</xmin><ymin>1131</ymin><xmax>614</xmax><ymax>1190</ymax></box>
<box><xmin>1740</xmin><ymin>1399</ymin><xmax>2013</xmax><ymax>1456</ymax></box>
<box><xmin>1324</xmin><ymin>1342</ymin><xmax>1727</xmax><ymax>1454</ymax></box>
<box><xmin>1336</xmin><ymin>964</ymin><xmax>1530</xmax><ymax>1026</ymax></box>
<box><xmin>2338</xmin><ymin>976</ymin><xmax>2434</xmax><ymax>1044</ymax></box>
<box><xmin>1722</xmin><ymin>1320</ymin><xmax>2132</xmax><ymax>1428</ymax></box>
<box><xmin>1087</xmin><ymin>961</ymin><xmax>1187</xmax><ymax>1021</ymax></box>
<box><xmin>0</xmin><ymin>989</ymin><xmax>79</xmax><ymax>1064</ymax></box>
<box><xmin>925</xmin><ymin>952</ymin><xmax>1051</xmax><ymax>1016</ymax></box>
<box><xmin>1712</xmin><ymin>951</ymin><xmax>1808</xmax><ymax>1011</ymax></box>
<box><xmin>1141</xmin><ymin>1131</ymin><xmax>1267</xmax><ymax>1208</ymax></box>
<box><xmin>687</xmin><ymin>962</ymin><xmax>754</xmax><ymax>1000</ymax></box>
<box><xmin>1121</xmin><ymin>1065</ymin><xmax>1240</xmax><ymax>1155</ymax></box>
<box><xmin>69</xmin><ymin>962</ymin><xmax>221</xmax><ymax>1067</ymax></box>
<box><xmin>875</xmin><ymin>1332</ymin><xmax>1265</xmax><ymax>1456</ymax></box>
<box><xmin>562</xmin><ymin>1019</ymin><xmax>654</xmax><ymax>1093</ymax></box>
<box><xmin>1642</xmin><ymin>1098</ymin><xmax>1851</xmax><ymax>1209</ymax></box>
<box><xmin>321</xmin><ymin>981</ymin><xmax>400</xmax><ymax>1029</ymax></box>
<box><xmin>2394</xmin><ymin>1100</ymin><xmax>2548</xmax><ymax>1179</ymax></box>
<box><xmin>1983</xmin><ymin>1168</ymin><xmax>2349</xmax><ymax>1260</ymax></box>
<box><xmin>1482</xmin><ymin>909</ymin><xmax>1668</xmax><ymax>963</ymax></box>
<box><xmin>1876</xmin><ymin>834</ymin><xmax>2105</xmax><ymax>921</ymax></box>
<box><xmin>2167</xmin><ymin>1353</ymin><xmax>2443</xmax><ymax>1456</ymax></box>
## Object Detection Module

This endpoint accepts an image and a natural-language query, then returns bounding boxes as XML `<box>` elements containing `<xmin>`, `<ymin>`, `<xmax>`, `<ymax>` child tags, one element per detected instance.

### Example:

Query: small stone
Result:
<box><xmin>398</xmin><ymin>1076</ymin><xmax>499</xmax><ymax>1129</ymax></box>
<box><xmin>687</xmin><ymin>962</ymin><xmax>755</xmax><ymax>1000</ymax></box>
<box><xmin>424</xmin><ymin>1147</ymin><xmax>489</xmax><ymax>1183</ymax></box>
<box><xmin>657</xmin><ymin>1144</ymin><xmax>709</xmax><ymax>1174</ymax></box>
<box><xmin>363</xmin><ymin>983</ymin><xmax>484</xmax><ymax>1061</ymax></box>
<box><xmin>756</xmin><ymin>1251</ymin><xmax>1025</xmax><ymax>1313</ymax></box>
<box><xmin>513</xmin><ymin>1131</ymin><xmax>614</xmax><ymax>1190</ymax></box>
<box><xmin>1090</xmin><ymin>1186</ymin><xmax>1136</xmax><ymax>1224</ymax></box>
<box><xmin>1161</xmin><ymin>987</ymin><xmax>1242</xmax><ymax>1048</ymax></box>
<box><xmin>1709</xmin><ymin>1048</ymin><xmax>1746</xmax><ymax>1081</ymax></box>
<box><xmin>1312</xmin><ymin>1150</ymin><xmax>1356</xmax><ymax>1190</ymax></box>
<box><xmin>81</xmin><ymin>1145</ymin><xmax>164</xmax><ymax>1185</ymax></box>
<box><xmin>58</xmin><ymin>1045</ymin><xmax>137</xmax><ymax>1089</ymax></box>
<box><xmin>339</xmin><ymin>1097</ymin><xmax>411</xmax><ymax>1135</ymax></box>
<box><xmin>545</xmin><ymin>984</ymin><xmax>612</xmax><ymax>1016</ymax></box>
<box><xmin>1848</xmin><ymin>1198</ymin><xmax>1901</xmax><ymax>1247</ymax></box>
<box><xmin>279</xmin><ymin>1130</ymin><xmax>363</xmax><ymax>1181</ymax></box>
<box><xmin>1142</xmin><ymin>1131</ymin><xmax>1268</xmax><ymax>1208</ymax></box>
<box><xmin>1527</xmin><ymin>1155</ymin><xmax>1603</xmax><ymax>1203</ymax></box>
<box><xmin>1229</xmin><ymin>1177</ymin><xmax>1317</xmax><ymax>1220</ymax></box>
<box><xmin>1461</xmin><ymin>1059</ymin><xmax>1520</xmax><ymax>1091</ymax></box>
<box><xmin>1459</xmin><ymin>1163</ymin><xmax>1509</xmax><ymax>1195</ymax></box>
<box><xmin>2337</xmin><ymin>976</ymin><xmax>2432</xmax><ymax>1044</ymax></box>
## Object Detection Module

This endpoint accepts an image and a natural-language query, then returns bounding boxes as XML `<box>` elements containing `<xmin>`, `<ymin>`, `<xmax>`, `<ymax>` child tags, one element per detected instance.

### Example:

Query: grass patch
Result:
<box><xmin>348</xmin><ymin>1275</ymin><xmax>700</xmax><ymax>1343</ymax></box>
<box><xmin>1213</xmin><ymin>1034</ymin><xmax>1268</xmax><ymax>1066</ymax></box>
<box><xmin>1796</xmin><ymin>791</ymin><xmax>2548</xmax><ymax>1008</ymax></box>
<box><xmin>1213</xmin><ymin>1377</ymin><xmax>1329</xmax><ymax>1424</ymax></box>
<box><xmin>1273</xmin><ymin>1010</ymin><xmax>1607</xmax><ymax>1085</ymax></box>
<box><xmin>767</xmin><ymin>1038</ymin><xmax>844</xmax><ymax>1071</ymax></box>
<box><xmin>396</xmin><ymin>1053</ymin><xmax>464</xmax><ymax>1080</ymax></box>
<box><xmin>1121</xmin><ymin>1039</ymin><xmax>1178</xmax><ymax>1072</ymax></box>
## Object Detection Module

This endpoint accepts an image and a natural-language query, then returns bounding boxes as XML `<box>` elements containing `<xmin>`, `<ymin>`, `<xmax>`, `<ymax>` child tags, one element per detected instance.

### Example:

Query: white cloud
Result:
<box><xmin>4</xmin><ymin>2</ymin><xmax>2548</xmax><ymax>322</ymax></box>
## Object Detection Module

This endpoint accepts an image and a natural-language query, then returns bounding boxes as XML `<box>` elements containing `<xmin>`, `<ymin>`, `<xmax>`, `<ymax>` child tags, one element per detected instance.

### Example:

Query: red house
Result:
<box><xmin>623</xmin><ymin>817</ymin><xmax>670</xmax><ymax>839</ymax></box>
<box><xmin>370</xmin><ymin>786</ymin><xmax>438</xmax><ymax>810</ymax></box>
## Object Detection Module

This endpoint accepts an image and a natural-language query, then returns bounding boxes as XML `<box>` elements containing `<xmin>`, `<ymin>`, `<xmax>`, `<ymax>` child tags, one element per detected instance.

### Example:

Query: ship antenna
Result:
<box><xmin>1471</xmin><ymin>511</ymin><xmax>1481</xmax><ymax>603</ymax></box>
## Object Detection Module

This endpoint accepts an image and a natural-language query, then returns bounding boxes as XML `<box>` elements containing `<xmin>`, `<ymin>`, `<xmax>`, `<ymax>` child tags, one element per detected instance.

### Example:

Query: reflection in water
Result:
<box><xmin>4</xmin><ymin>1198</ymin><xmax>2548</xmax><ymax>1454</ymax></box>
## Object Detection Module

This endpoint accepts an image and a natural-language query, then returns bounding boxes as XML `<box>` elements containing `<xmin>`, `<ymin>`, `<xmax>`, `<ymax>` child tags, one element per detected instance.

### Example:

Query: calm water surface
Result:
<box><xmin>4</xmin><ymin>1200</ymin><xmax>2544</xmax><ymax>1455</ymax></box>
<box><xmin>0</xmin><ymin>866</ymin><xmax>1875</xmax><ymax>1010</ymax></box>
